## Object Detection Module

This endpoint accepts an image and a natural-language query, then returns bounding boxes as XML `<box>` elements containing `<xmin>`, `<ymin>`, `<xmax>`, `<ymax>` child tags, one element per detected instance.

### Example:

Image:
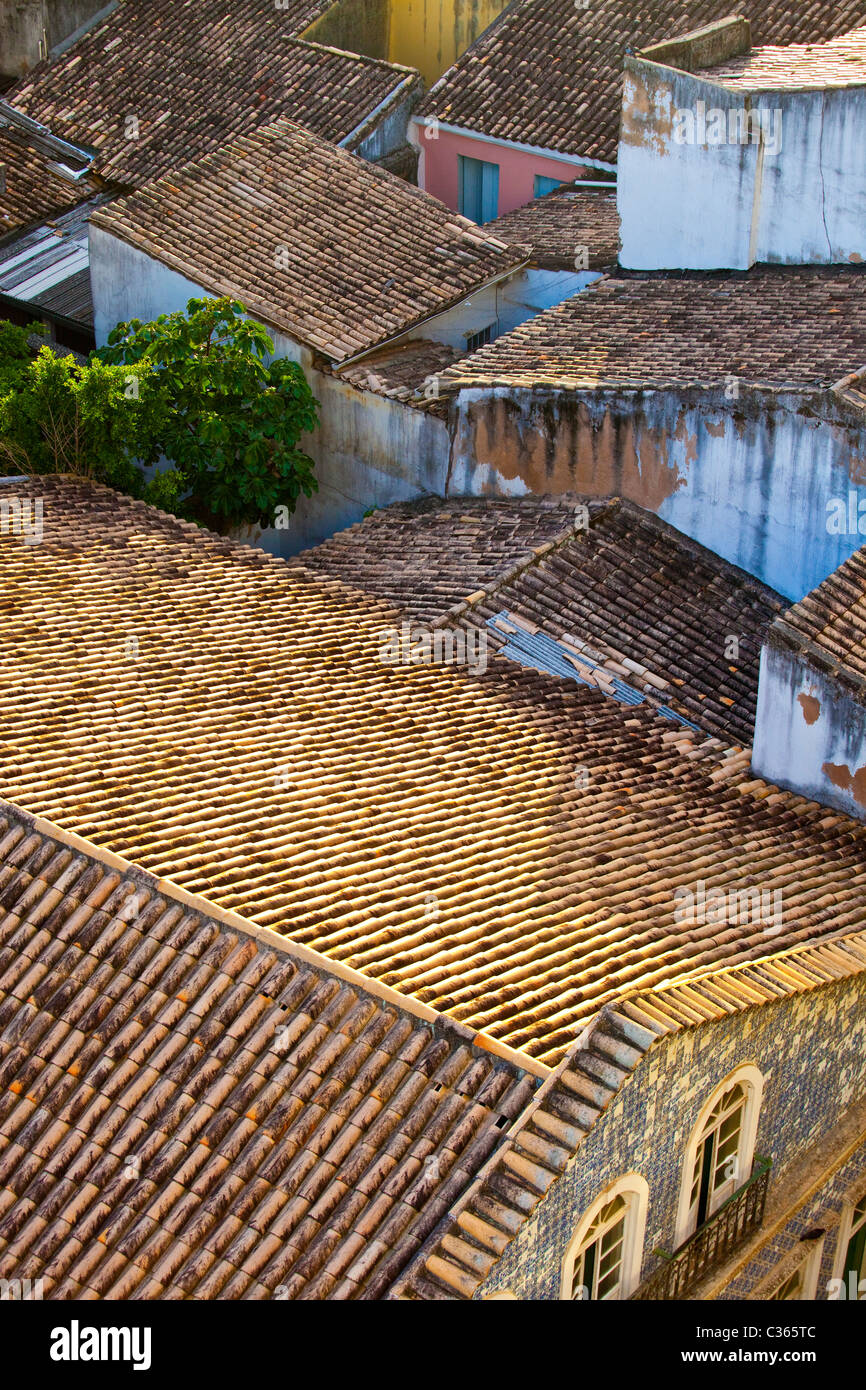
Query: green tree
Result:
<box><xmin>0</xmin><ymin>319</ymin><xmax>39</xmax><ymax>394</ymax></box>
<box><xmin>0</xmin><ymin>343</ymin><xmax>157</xmax><ymax>494</ymax></box>
<box><xmin>97</xmin><ymin>297</ymin><xmax>319</xmax><ymax>529</ymax></box>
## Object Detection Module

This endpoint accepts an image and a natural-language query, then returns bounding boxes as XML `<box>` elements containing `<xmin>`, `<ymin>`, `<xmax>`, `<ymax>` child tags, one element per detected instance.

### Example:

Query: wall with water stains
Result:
<box><xmin>753</xmin><ymin>641</ymin><xmax>866</xmax><ymax>821</ymax></box>
<box><xmin>446</xmin><ymin>385</ymin><xmax>866</xmax><ymax>600</ymax></box>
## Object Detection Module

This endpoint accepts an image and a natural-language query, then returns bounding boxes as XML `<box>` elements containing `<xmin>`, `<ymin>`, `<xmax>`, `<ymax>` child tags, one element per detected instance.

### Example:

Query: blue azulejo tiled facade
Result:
<box><xmin>476</xmin><ymin>974</ymin><xmax>866</xmax><ymax>1300</ymax></box>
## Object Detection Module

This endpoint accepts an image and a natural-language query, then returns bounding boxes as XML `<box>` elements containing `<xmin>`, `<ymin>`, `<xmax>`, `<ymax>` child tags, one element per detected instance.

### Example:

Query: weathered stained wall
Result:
<box><xmin>89</xmin><ymin>225</ymin><xmax>450</xmax><ymax>555</ymax></box>
<box><xmin>476</xmin><ymin>974</ymin><xmax>866</xmax><ymax>1300</ymax></box>
<box><xmin>0</xmin><ymin>0</ymin><xmax>107</xmax><ymax>75</ymax></box>
<box><xmin>303</xmin><ymin>0</ymin><xmax>510</xmax><ymax>88</ymax></box>
<box><xmin>618</xmin><ymin>58</ymin><xmax>866</xmax><ymax>270</ymax></box>
<box><xmin>753</xmin><ymin>642</ymin><xmax>866</xmax><ymax>820</ymax></box>
<box><xmin>446</xmin><ymin>385</ymin><xmax>866</xmax><ymax>599</ymax></box>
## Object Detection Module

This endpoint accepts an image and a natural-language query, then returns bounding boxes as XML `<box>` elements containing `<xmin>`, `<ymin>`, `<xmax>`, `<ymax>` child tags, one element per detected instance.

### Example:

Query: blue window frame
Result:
<box><xmin>534</xmin><ymin>175</ymin><xmax>564</xmax><ymax>198</ymax></box>
<box><xmin>458</xmin><ymin>155</ymin><xmax>499</xmax><ymax>223</ymax></box>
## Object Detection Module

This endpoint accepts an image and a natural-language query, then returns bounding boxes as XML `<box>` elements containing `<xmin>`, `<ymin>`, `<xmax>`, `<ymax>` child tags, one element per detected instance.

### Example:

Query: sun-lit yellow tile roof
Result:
<box><xmin>1</xmin><ymin>477</ymin><xmax>865</xmax><ymax>1066</ymax></box>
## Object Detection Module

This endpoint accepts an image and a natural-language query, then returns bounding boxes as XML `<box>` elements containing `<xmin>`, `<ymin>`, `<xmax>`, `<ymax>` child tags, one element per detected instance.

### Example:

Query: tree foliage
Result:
<box><xmin>0</xmin><ymin>344</ymin><xmax>157</xmax><ymax>495</ymax></box>
<box><xmin>97</xmin><ymin>297</ymin><xmax>319</xmax><ymax>527</ymax></box>
<box><xmin>0</xmin><ymin>298</ymin><xmax>320</xmax><ymax>531</ymax></box>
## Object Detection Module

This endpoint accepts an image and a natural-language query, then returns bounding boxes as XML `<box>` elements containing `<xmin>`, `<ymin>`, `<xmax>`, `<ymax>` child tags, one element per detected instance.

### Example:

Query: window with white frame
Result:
<box><xmin>675</xmin><ymin>1065</ymin><xmax>763</xmax><ymax>1248</ymax></box>
<box><xmin>561</xmin><ymin>1175</ymin><xmax>648</xmax><ymax>1301</ymax></box>
<box><xmin>768</xmin><ymin>1237</ymin><xmax>825</xmax><ymax>1301</ymax></box>
<box><xmin>834</xmin><ymin>1192</ymin><xmax>866</xmax><ymax>1297</ymax></box>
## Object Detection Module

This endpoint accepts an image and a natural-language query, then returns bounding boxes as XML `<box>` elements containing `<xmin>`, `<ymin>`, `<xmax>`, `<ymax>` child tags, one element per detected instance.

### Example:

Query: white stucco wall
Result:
<box><xmin>618</xmin><ymin>59</ymin><xmax>866</xmax><ymax>270</ymax></box>
<box><xmin>89</xmin><ymin>225</ymin><xmax>449</xmax><ymax>555</ymax></box>
<box><xmin>753</xmin><ymin>643</ymin><xmax>866</xmax><ymax>820</ymax></box>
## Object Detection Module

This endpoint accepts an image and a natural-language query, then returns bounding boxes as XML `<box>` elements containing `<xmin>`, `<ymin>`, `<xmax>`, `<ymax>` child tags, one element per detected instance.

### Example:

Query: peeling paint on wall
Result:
<box><xmin>823</xmin><ymin>760</ymin><xmax>866</xmax><ymax>808</ymax></box>
<box><xmin>798</xmin><ymin>692</ymin><xmax>821</xmax><ymax>725</ymax></box>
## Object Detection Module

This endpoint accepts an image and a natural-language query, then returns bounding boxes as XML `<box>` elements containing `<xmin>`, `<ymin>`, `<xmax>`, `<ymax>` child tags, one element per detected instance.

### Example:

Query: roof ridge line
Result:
<box><xmin>0</xmin><ymin>796</ymin><xmax>549</xmax><ymax>1080</ymax></box>
<box><xmin>430</xmin><ymin>498</ymin><xmax>611</xmax><ymax>629</ymax></box>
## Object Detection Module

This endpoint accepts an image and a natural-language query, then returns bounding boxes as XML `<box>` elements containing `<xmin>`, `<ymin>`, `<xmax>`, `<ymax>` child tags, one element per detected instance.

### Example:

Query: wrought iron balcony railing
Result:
<box><xmin>632</xmin><ymin>1156</ymin><xmax>772</xmax><ymax>1301</ymax></box>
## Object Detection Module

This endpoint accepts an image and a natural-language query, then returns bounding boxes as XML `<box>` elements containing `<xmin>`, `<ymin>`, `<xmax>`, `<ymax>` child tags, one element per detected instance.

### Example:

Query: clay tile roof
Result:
<box><xmin>0</xmin><ymin>128</ymin><xmax>99</xmax><ymax>242</ymax></box>
<box><xmin>0</xmin><ymin>800</ymin><xmax>540</xmax><ymax>1300</ymax></box>
<box><xmin>291</xmin><ymin>496</ymin><xmax>783</xmax><ymax>743</ymax></box>
<box><xmin>288</xmin><ymin>495</ymin><xmax>586</xmax><ymax>619</ymax></box>
<box><xmin>772</xmin><ymin>543</ymin><xmax>866</xmax><ymax>698</ymax></box>
<box><xmin>90</xmin><ymin>120</ymin><xmax>528</xmax><ymax>363</ymax></box>
<box><xmin>337</xmin><ymin>339</ymin><xmax>460</xmax><ymax>403</ymax></box>
<box><xmin>464</xmin><ymin>500</ymin><xmax>783</xmax><ymax>745</ymax></box>
<box><xmin>417</xmin><ymin>1</ymin><xmax>866</xmax><ymax>164</ymax></box>
<box><xmin>6</xmin><ymin>0</ymin><xmax>418</xmax><ymax>187</ymax></box>
<box><xmin>437</xmin><ymin>267</ymin><xmax>866</xmax><ymax>391</ymax></box>
<box><xmin>394</xmin><ymin>929</ymin><xmax>866</xmax><ymax>1299</ymax></box>
<box><xmin>481</xmin><ymin>186</ymin><xmax>620</xmax><ymax>272</ymax></box>
<box><xmin>699</xmin><ymin>26</ymin><xmax>866</xmax><ymax>88</ymax></box>
<box><xmin>2</xmin><ymin>476</ymin><xmax>866</xmax><ymax>1066</ymax></box>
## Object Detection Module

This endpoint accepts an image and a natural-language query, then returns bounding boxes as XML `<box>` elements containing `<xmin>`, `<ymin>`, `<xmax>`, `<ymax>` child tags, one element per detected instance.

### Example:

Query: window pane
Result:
<box><xmin>769</xmin><ymin>1265</ymin><xmax>805</xmax><ymax>1301</ymax></box>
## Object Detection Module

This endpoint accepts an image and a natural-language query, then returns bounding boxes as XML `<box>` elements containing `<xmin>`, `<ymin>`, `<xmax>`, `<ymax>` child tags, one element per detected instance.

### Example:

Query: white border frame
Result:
<box><xmin>674</xmin><ymin>1064</ymin><xmax>764</xmax><ymax>1250</ymax></box>
<box><xmin>560</xmin><ymin>1172</ymin><xmax>650</xmax><ymax>1301</ymax></box>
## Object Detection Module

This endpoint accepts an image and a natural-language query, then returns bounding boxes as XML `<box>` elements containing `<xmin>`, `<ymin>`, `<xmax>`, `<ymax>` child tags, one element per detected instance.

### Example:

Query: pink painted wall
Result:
<box><xmin>413</xmin><ymin>123</ymin><xmax>592</xmax><ymax>217</ymax></box>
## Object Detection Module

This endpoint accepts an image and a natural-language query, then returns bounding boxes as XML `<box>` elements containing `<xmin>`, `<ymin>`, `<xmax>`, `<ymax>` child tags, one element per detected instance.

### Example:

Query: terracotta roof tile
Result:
<box><xmin>0</xmin><ymin>477</ymin><xmax>865</xmax><ymax>1066</ymax></box>
<box><xmin>6</xmin><ymin>0</ymin><xmax>417</xmax><ymax>186</ymax></box>
<box><xmin>289</xmin><ymin>494</ymin><xmax>585</xmax><ymax>621</ymax></box>
<box><xmin>699</xmin><ymin>25</ymin><xmax>866</xmax><ymax>88</ymax></box>
<box><xmin>0</xmin><ymin>131</ymin><xmax>99</xmax><ymax>241</ymax></box>
<box><xmin>0</xmin><ymin>802</ymin><xmax>537</xmax><ymax>1298</ymax></box>
<box><xmin>418</xmin><ymin>0</ymin><xmax>866</xmax><ymax>163</ymax></box>
<box><xmin>438</xmin><ymin>267</ymin><xmax>866</xmax><ymax>390</ymax></box>
<box><xmin>482</xmin><ymin>186</ymin><xmax>620</xmax><ymax>271</ymax></box>
<box><xmin>338</xmin><ymin>338</ymin><xmax>460</xmax><ymax>403</ymax></box>
<box><xmin>773</xmin><ymin>542</ymin><xmax>866</xmax><ymax>696</ymax></box>
<box><xmin>292</xmin><ymin>496</ymin><xmax>783</xmax><ymax>742</ymax></box>
<box><xmin>91</xmin><ymin>121</ymin><xmax>528</xmax><ymax>363</ymax></box>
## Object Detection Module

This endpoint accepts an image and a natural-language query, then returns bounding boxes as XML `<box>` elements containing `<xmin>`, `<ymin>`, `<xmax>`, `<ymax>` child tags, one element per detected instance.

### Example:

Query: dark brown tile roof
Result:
<box><xmin>438</xmin><ymin>268</ymin><xmax>866</xmax><ymax>390</ymax></box>
<box><xmin>0</xmin><ymin>800</ymin><xmax>538</xmax><ymax>1299</ymax></box>
<box><xmin>455</xmin><ymin>499</ymin><xmax>785</xmax><ymax>745</ymax></box>
<box><xmin>394</xmin><ymin>930</ymin><xmax>866</xmax><ymax>1299</ymax></box>
<box><xmin>417</xmin><ymin>0</ymin><xmax>866</xmax><ymax>163</ymax></box>
<box><xmin>772</xmin><ymin>544</ymin><xmax>866</xmax><ymax>698</ymax></box>
<box><xmin>481</xmin><ymin>185</ymin><xmax>620</xmax><ymax>272</ymax></box>
<box><xmin>338</xmin><ymin>339</ymin><xmax>460</xmax><ymax>403</ymax></box>
<box><xmin>91</xmin><ymin>120</ymin><xmax>527</xmax><ymax>363</ymax></box>
<box><xmin>1</xmin><ymin>476</ymin><xmax>866</xmax><ymax>1067</ymax></box>
<box><xmin>6</xmin><ymin>0</ymin><xmax>418</xmax><ymax>187</ymax></box>
<box><xmin>289</xmin><ymin>495</ymin><xmax>585</xmax><ymax>617</ymax></box>
<box><xmin>0</xmin><ymin>129</ymin><xmax>98</xmax><ymax>241</ymax></box>
<box><xmin>699</xmin><ymin>26</ymin><xmax>866</xmax><ymax>88</ymax></box>
<box><xmin>292</xmin><ymin>496</ymin><xmax>782</xmax><ymax>743</ymax></box>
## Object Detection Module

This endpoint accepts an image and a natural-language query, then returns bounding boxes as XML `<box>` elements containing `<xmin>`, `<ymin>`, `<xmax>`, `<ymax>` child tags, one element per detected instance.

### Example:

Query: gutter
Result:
<box><xmin>411</xmin><ymin>116</ymin><xmax>617</xmax><ymax>173</ymax></box>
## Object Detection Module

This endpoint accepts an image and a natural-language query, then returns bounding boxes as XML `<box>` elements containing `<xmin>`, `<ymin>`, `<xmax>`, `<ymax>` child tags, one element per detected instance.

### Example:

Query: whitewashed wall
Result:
<box><xmin>618</xmin><ymin>59</ymin><xmax>866</xmax><ymax>270</ymax></box>
<box><xmin>446</xmin><ymin>384</ymin><xmax>866</xmax><ymax>601</ymax></box>
<box><xmin>753</xmin><ymin>642</ymin><xmax>866</xmax><ymax>820</ymax></box>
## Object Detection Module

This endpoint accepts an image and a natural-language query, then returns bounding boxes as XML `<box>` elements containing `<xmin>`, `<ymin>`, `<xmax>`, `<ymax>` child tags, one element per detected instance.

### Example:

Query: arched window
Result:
<box><xmin>561</xmin><ymin>1175</ymin><xmax>649</xmax><ymax>1300</ymax></box>
<box><xmin>675</xmin><ymin>1065</ymin><xmax>763</xmax><ymax>1248</ymax></box>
